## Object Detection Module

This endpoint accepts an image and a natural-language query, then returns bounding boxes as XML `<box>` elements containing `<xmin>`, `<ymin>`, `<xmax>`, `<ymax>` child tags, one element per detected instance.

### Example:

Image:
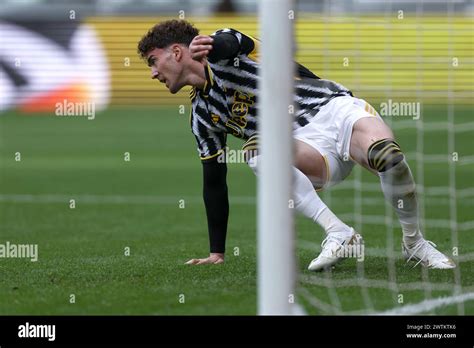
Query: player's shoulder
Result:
<box><xmin>211</xmin><ymin>28</ymin><xmax>249</xmax><ymax>46</ymax></box>
<box><xmin>212</xmin><ymin>27</ymin><xmax>243</xmax><ymax>37</ymax></box>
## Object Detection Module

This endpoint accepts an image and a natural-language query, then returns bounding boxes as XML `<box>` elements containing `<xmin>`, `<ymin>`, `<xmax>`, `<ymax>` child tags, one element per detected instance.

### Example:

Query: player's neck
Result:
<box><xmin>185</xmin><ymin>59</ymin><xmax>207</xmax><ymax>89</ymax></box>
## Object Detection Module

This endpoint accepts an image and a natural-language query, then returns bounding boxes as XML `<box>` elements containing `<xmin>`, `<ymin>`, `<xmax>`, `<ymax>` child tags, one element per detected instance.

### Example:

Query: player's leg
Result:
<box><xmin>292</xmin><ymin>140</ymin><xmax>363</xmax><ymax>271</ymax></box>
<box><xmin>244</xmin><ymin>134</ymin><xmax>361</xmax><ymax>271</ymax></box>
<box><xmin>244</xmin><ymin>135</ymin><xmax>344</xmax><ymax>233</ymax></box>
<box><xmin>349</xmin><ymin>108</ymin><xmax>455</xmax><ymax>269</ymax></box>
<box><xmin>292</xmin><ymin>139</ymin><xmax>353</xmax><ymax>237</ymax></box>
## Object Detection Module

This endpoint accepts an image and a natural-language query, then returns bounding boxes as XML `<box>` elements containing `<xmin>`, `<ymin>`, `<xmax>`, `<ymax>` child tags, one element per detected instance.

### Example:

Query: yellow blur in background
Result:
<box><xmin>88</xmin><ymin>15</ymin><xmax>473</xmax><ymax>106</ymax></box>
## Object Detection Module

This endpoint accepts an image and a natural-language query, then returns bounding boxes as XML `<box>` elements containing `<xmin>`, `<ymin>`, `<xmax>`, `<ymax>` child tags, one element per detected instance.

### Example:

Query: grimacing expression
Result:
<box><xmin>146</xmin><ymin>45</ymin><xmax>184</xmax><ymax>94</ymax></box>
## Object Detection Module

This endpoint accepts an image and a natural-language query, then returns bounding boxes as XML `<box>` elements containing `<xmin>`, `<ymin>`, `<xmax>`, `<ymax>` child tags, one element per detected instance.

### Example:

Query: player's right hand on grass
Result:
<box><xmin>189</xmin><ymin>35</ymin><xmax>213</xmax><ymax>61</ymax></box>
<box><xmin>185</xmin><ymin>253</ymin><xmax>224</xmax><ymax>265</ymax></box>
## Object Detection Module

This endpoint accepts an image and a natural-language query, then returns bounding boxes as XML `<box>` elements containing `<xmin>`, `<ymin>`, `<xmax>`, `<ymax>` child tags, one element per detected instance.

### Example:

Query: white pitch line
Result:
<box><xmin>0</xmin><ymin>193</ymin><xmax>256</xmax><ymax>205</ymax></box>
<box><xmin>2</xmin><ymin>194</ymin><xmax>474</xmax><ymax>231</ymax></box>
<box><xmin>377</xmin><ymin>292</ymin><xmax>474</xmax><ymax>315</ymax></box>
<box><xmin>1</xmin><ymin>193</ymin><xmax>471</xmax><ymax>206</ymax></box>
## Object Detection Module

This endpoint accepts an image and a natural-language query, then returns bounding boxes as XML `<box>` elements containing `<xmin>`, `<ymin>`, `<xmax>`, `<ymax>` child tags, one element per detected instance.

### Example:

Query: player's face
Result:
<box><xmin>146</xmin><ymin>46</ymin><xmax>184</xmax><ymax>94</ymax></box>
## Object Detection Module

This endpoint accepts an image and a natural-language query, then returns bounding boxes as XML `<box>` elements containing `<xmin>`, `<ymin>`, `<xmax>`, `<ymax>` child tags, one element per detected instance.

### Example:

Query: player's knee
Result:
<box><xmin>367</xmin><ymin>138</ymin><xmax>404</xmax><ymax>172</ymax></box>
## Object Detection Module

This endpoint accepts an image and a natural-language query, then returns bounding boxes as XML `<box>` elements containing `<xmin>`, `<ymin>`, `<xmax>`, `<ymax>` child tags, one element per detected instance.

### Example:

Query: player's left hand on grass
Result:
<box><xmin>185</xmin><ymin>253</ymin><xmax>224</xmax><ymax>265</ymax></box>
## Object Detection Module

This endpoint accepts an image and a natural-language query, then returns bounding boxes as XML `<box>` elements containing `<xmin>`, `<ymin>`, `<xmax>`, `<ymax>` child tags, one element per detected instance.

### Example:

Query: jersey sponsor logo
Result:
<box><xmin>226</xmin><ymin>90</ymin><xmax>255</xmax><ymax>137</ymax></box>
<box><xmin>231</xmin><ymin>90</ymin><xmax>255</xmax><ymax>118</ymax></box>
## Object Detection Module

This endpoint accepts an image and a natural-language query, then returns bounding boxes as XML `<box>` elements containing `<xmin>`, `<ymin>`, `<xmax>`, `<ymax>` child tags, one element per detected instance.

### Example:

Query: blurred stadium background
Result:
<box><xmin>0</xmin><ymin>0</ymin><xmax>473</xmax><ymax>315</ymax></box>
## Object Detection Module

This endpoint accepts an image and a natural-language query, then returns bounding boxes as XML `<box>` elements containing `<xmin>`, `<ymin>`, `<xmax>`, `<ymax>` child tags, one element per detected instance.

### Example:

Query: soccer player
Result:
<box><xmin>137</xmin><ymin>20</ymin><xmax>455</xmax><ymax>270</ymax></box>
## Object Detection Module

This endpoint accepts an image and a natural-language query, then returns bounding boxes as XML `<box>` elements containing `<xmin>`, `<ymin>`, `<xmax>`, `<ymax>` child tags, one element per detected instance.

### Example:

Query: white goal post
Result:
<box><xmin>258</xmin><ymin>0</ymin><xmax>296</xmax><ymax>315</ymax></box>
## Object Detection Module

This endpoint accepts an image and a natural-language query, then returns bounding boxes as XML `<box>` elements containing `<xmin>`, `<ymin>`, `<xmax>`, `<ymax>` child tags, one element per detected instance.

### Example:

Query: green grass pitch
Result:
<box><xmin>0</xmin><ymin>104</ymin><xmax>473</xmax><ymax>315</ymax></box>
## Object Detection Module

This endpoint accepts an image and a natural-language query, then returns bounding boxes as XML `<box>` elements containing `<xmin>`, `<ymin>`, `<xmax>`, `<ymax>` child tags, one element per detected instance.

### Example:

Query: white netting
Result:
<box><xmin>297</xmin><ymin>0</ymin><xmax>474</xmax><ymax>315</ymax></box>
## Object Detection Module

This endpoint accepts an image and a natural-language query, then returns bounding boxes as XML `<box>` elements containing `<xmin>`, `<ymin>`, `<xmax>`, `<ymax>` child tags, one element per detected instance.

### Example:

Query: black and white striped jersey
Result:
<box><xmin>190</xmin><ymin>28</ymin><xmax>353</xmax><ymax>162</ymax></box>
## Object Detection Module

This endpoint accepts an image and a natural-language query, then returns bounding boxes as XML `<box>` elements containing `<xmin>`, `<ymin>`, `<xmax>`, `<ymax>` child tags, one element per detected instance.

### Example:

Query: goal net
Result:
<box><xmin>293</xmin><ymin>0</ymin><xmax>474</xmax><ymax>315</ymax></box>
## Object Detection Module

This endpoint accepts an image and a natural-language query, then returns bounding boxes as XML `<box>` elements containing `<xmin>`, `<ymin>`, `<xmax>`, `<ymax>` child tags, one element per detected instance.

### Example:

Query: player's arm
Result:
<box><xmin>186</xmin><ymin>157</ymin><xmax>228</xmax><ymax>265</ymax></box>
<box><xmin>189</xmin><ymin>28</ymin><xmax>257</xmax><ymax>63</ymax></box>
<box><xmin>186</xmin><ymin>113</ymin><xmax>229</xmax><ymax>265</ymax></box>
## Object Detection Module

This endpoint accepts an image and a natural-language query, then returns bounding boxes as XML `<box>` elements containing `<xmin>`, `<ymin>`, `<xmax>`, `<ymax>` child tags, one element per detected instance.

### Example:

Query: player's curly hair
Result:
<box><xmin>137</xmin><ymin>19</ymin><xmax>199</xmax><ymax>59</ymax></box>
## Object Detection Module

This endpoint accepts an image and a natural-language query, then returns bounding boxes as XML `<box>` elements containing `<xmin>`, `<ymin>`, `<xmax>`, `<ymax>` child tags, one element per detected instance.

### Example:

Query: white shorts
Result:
<box><xmin>293</xmin><ymin>96</ymin><xmax>382</xmax><ymax>189</ymax></box>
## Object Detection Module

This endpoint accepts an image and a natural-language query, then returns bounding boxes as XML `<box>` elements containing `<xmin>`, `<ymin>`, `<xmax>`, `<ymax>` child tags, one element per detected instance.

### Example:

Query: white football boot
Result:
<box><xmin>402</xmin><ymin>238</ymin><xmax>456</xmax><ymax>269</ymax></box>
<box><xmin>308</xmin><ymin>228</ymin><xmax>363</xmax><ymax>271</ymax></box>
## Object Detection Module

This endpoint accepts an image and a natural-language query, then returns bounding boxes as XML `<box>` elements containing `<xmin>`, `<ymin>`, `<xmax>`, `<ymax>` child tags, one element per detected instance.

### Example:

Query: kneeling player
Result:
<box><xmin>137</xmin><ymin>20</ymin><xmax>455</xmax><ymax>270</ymax></box>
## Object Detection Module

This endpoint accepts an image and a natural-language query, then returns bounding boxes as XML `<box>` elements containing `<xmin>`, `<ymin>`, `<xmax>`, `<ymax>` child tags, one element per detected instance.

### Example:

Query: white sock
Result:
<box><xmin>378</xmin><ymin>158</ymin><xmax>423</xmax><ymax>246</ymax></box>
<box><xmin>247</xmin><ymin>155</ymin><xmax>350</xmax><ymax>235</ymax></box>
